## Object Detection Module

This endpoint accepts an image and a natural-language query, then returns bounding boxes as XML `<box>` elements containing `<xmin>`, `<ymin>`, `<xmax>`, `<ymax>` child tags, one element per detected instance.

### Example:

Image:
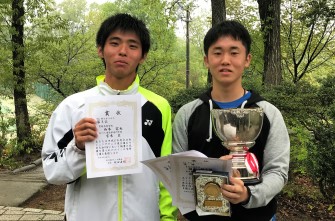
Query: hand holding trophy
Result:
<box><xmin>211</xmin><ymin>107</ymin><xmax>264</xmax><ymax>185</ymax></box>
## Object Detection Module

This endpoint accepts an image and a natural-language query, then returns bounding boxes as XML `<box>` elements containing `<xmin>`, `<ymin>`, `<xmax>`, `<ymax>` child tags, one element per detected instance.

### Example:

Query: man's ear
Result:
<box><xmin>97</xmin><ymin>46</ymin><xmax>104</xmax><ymax>58</ymax></box>
<box><xmin>139</xmin><ymin>53</ymin><xmax>147</xmax><ymax>64</ymax></box>
<box><xmin>204</xmin><ymin>55</ymin><xmax>209</xmax><ymax>68</ymax></box>
<box><xmin>245</xmin><ymin>53</ymin><xmax>252</xmax><ymax>68</ymax></box>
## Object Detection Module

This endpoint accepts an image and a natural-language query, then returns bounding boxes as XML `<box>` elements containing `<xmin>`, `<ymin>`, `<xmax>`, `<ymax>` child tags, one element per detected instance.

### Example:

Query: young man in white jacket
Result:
<box><xmin>42</xmin><ymin>13</ymin><xmax>177</xmax><ymax>221</ymax></box>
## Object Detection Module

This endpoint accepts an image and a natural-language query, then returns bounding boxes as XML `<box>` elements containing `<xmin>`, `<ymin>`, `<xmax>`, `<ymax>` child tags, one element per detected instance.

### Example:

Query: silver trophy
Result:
<box><xmin>211</xmin><ymin>108</ymin><xmax>264</xmax><ymax>185</ymax></box>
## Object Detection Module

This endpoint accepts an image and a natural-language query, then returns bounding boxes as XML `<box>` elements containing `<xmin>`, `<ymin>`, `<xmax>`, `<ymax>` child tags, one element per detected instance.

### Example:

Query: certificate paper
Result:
<box><xmin>85</xmin><ymin>94</ymin><xmax>142</xmax><ymax>178</ymax></box>
<box><xmin>170</xmin><ymin>155</ymin><xmax>232</xmax><ymax>208</ymax></box>
<box><xmin>142</xmin><ymin>150</ymin><xmax>232</xmax><ymax>213</ymax></box>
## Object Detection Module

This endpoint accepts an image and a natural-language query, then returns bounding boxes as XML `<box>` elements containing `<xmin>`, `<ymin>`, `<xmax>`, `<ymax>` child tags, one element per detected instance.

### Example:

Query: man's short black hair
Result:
<box><xmin>96</xmin><ymin>13</ymin><xmax>150</xmax><ymax>57</ymax></box>
<box><xmin>204</xmin><ymin>20</ymin><xmax>251</xmax><ymax>56</ymax></box>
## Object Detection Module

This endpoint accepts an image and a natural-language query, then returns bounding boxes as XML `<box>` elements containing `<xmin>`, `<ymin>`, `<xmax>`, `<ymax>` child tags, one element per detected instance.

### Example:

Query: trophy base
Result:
<box><xmin>241</xmin><ymin>177</ymin><xmax>261</xmax><ymax>185</ymax></box>
<box><xmin>231</xmin><ymin>167</ymin><xmax>260</xmax><ymax>185</ymax></box>
<box><xmin>229</xmin><ymin>150</ymin><xmax>260</xmax><ymax>186</ymax></box>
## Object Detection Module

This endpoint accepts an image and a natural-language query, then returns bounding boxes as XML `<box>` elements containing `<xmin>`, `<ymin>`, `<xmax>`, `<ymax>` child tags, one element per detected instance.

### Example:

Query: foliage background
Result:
<box><xmin>0</xmin><ymin>0</ymin><xmax>334</xmax><ymax>209</ymax></box>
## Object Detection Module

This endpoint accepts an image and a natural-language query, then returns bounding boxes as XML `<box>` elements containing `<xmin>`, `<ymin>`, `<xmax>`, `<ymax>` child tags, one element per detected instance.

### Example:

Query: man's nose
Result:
<box><xmin>118</xmin><ymin>44</ymin><xmax>127</xmax><ymax>56</ymax></box>
<box><xmin>221</xmin><ymin>53</ymin><xmax>230</xmax><ymax>65</ymax></box>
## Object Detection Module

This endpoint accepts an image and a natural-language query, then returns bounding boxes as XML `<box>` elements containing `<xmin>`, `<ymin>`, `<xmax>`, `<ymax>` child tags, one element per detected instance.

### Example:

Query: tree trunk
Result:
<box><xmin>12</xmin><ymin>0</ymin><xmax>32</xmax><ymax>154</ymax></box>
<box><xmin>186</xmin><ymin>7</ymin><xmax>190</xmax><ymax>88</ymax></box>
<box><xmin>211</xmin><ymin>0</ymin><xmax>226</xmax><ymax>26</ymax></box>
<box><xmin>208</xmin><ymin>0</ymin><xmax>226</xmax><ymax>85</ymax></box>
<box><xmin>257</xmin><ymin>0</ymin><xmax>282</xmax><ymax>86</ymax></box>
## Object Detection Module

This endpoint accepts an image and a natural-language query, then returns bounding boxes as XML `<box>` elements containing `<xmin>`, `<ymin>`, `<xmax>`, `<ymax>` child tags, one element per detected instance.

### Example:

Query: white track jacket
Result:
<box><xmin>42</xmin><ymin>76</ymin><xmax>176</xmax><ymax>221</ymax></box>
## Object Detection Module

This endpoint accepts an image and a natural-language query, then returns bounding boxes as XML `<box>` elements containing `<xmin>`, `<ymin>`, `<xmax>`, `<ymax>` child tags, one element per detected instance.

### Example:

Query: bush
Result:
<box><xmin>170</xmin><ymin>85</ymin><xmax>209</xmax><ymax>114</ymax></box>
<box><xmin>0</xmin><ymin>98</ymin><xmax>50</xmax><ymax>169</ymax></box>
<box><xmin>264</xmin><ymin>77</ymin><xmax>335</xmax><ymax>201</ymax></box>
<box><xmin>305</xmin><ymin>76</ymin><xmax>335</xmax><ymax>201</ymax></box>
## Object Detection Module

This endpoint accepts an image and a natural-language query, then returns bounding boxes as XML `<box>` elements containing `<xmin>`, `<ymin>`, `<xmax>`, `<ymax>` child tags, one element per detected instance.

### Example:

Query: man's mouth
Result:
<box><xmin>220</xmin><ymin>68</ymin><xmax>232</xmax><ymax>73</ymax></box>
<box><xmin>115</xmin><ymin>60</ymin><xmax>128</xmax><ymax>65</ymax></box>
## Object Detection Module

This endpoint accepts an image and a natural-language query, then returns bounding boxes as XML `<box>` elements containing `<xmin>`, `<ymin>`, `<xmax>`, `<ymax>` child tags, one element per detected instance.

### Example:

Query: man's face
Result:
<box><xmin>98</xmin><ymin>30</ymin><xmax>146</xmax><ymax>81</ymax></box>
<box><xmin>204</xmin><ymin>36</ymin><xmax>251</xmax><ymax>87</ymax></box>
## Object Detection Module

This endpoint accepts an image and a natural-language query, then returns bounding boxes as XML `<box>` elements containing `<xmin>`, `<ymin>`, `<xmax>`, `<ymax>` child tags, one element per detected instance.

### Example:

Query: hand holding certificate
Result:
<box><xmin>85</xmin><ymin>94</ymin><xmax>142</xmax><ymax>178</ymax></box>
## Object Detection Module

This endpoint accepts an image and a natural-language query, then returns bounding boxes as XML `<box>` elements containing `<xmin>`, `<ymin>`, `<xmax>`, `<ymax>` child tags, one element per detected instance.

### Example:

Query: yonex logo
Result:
<box><xmin>144</xmin><ymin>119</ymin><xmax>153</xmax><ymax>126</ymax></box>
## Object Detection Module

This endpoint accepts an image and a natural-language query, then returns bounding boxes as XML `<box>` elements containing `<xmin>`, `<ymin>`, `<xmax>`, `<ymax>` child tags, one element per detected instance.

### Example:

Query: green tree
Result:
<box><xmin>27</xmin><ymin>0</ymin><xmax>101</xmax><ymax>102</ymax></box>
<box><xmin>0</xmin><ymin>1</ymin><xmax>12</xmax><ymax>96</ymax></box>
<box><xmin>0</xmin><ymin>0</ymin><xmax>69</xmax><ymax>154</ymax></box>
<box><xmin>12</xmin><ymin>0</ymin><xmax>33</xmax><ymax>154</ymax></box>
<box><xmin>257</xmin><ymin>0</ymin><xmax>282</xmax><ymax>86</ymax></box>
<box><xmin>188</xmin><ymin>14</ymin><xmax>210</xmax><ymax>87</ymax></box>
<box><xmin>281</xmin><ymin>0</ymin><xmax>335</xmax><ymax>84</ymax></box>
<box><xmin>211</xmin><ymin>0</ymin><xmax>226</xmax><ymax>24</ymax></box>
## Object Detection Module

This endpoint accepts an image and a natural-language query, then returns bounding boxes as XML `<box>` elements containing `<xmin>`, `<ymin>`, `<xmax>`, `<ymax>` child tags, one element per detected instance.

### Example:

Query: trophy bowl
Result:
<box><xmin>211</xmin><ymin>108</ymin><xmax>264</xmax><ymax>184</ymax></box>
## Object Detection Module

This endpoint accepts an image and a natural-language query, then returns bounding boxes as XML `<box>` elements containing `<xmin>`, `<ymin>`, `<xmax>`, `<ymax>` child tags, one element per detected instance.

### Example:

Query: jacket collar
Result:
<box><xmin>96</xmin><ymin>75</ymin><xmax>139</xmax><ymax>95</ymax></box>
<box><xmin>199</xmin><ymin>87</ymin><xmax>265</xmax><ymax>108</ymax></box>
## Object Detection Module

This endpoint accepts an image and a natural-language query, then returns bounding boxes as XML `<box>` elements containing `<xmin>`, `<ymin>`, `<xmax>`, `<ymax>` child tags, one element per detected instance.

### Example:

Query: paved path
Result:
<box><xmin>0</xmin><ymin>206</ymin><xmax>64</xmax><ymax>221</ymax></box>
<box><xmin>0</xmin><ymin>159</ymin><xmax>65</xmax><ymax>220</ymax></box>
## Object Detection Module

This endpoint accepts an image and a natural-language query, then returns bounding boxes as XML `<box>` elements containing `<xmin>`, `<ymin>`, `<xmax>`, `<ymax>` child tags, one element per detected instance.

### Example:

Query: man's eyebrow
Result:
<box><xmin>212</xmin><ymin>46</ymin><xmax>240</xmax><ymax>50</ymax></box>
<box><xmin>107</xmin><ymin>36</ymin><xmax>140</xmax><ymax>44</ymax></box>
<box><xmin>212</xmin><ymin>46</ymin><xmax>223</xmax><ymax>50</ymax></box>
<box><xmin>108</xmin><ymin>36</ymin><xmax>121</xmax><ymax>41</ymax></box>
<box><xmin>128</xmin><ymin>39</ymin><xmax>140</xmax><ymax>44</ymax></box>
<box><xmin>230</xmin><ymin>46</ymin><xmax>240</xmax><ymax>50</ymax></box>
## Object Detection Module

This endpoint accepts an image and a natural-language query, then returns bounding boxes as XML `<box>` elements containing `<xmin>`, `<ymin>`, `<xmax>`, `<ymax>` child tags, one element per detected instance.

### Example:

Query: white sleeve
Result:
<box><xmin>42</xmin><ymin>100</ymin><xmax>87</xmax><ymax>185</ymax></box>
